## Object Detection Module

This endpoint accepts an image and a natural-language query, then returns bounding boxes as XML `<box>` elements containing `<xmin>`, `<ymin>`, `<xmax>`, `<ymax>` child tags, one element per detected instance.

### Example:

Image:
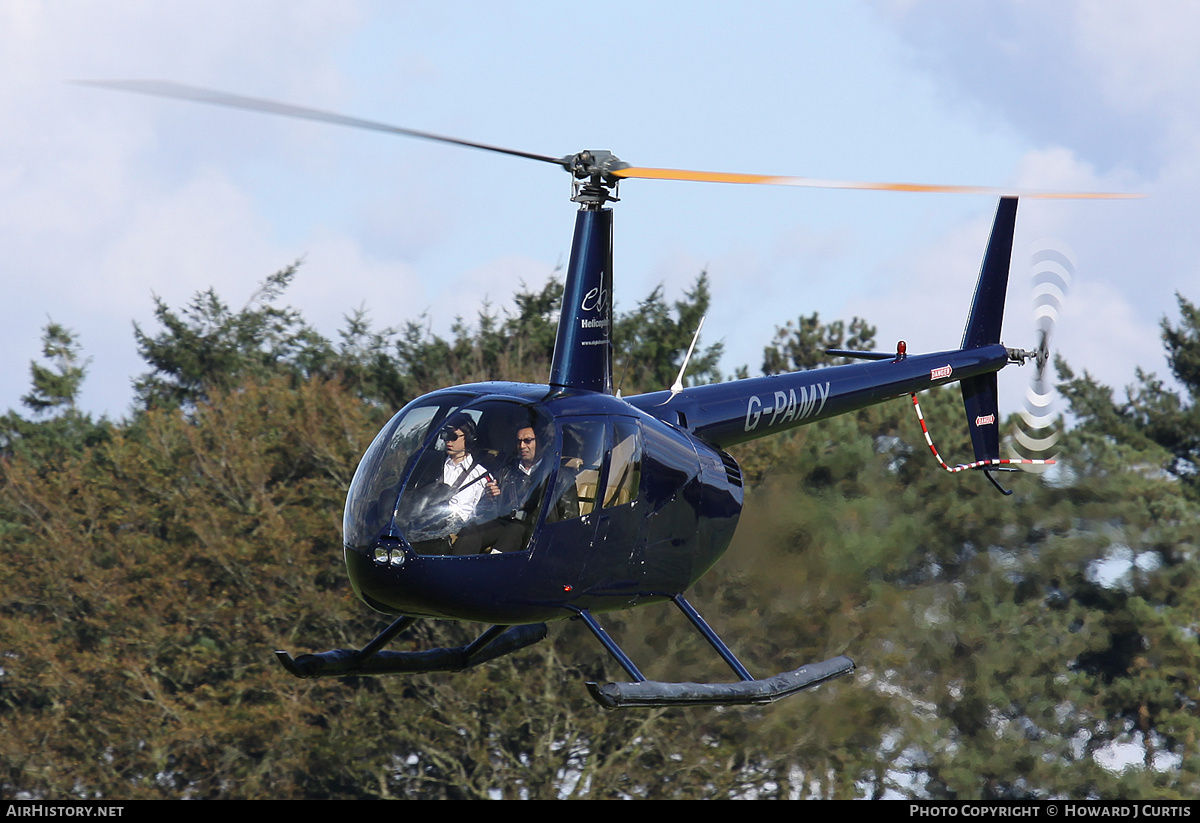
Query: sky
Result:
<box><xmin>2</xmin><ymin>1</ymin><xmax>1195</xmax><ymax>424</ymax></box>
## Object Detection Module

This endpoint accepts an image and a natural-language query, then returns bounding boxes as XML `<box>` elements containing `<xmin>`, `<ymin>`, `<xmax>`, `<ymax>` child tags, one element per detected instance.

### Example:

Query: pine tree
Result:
<box><xmin>0</xmin><ymin>322</ymin><xmax>108</xmax><ymax>470</ymax></box>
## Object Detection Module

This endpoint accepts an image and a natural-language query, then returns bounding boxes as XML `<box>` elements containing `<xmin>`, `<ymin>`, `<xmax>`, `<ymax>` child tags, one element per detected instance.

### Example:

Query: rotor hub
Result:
<box><xmin>563</xmin><ymin>150</ymin><xmax>628</xmax><ymax>206</ymax></box>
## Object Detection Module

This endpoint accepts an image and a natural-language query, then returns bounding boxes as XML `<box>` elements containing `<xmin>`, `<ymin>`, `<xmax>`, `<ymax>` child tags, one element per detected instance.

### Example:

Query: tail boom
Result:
<box><xmin>632</xmin><ymin>197</ymin><xmax>1027</xmax><ymax>470</ymax></box>
<box><xmin>631</xmin><ymin>344</ymin><xmax>1010</xmax><ymax>449</ymax></box>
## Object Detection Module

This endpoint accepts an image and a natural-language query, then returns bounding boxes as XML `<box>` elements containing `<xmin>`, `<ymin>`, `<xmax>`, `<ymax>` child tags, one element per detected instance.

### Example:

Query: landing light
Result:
<box><xmin>373</xmin><ymin>546</ymin><xmax>406</xmax><ymax>567</ymax></box>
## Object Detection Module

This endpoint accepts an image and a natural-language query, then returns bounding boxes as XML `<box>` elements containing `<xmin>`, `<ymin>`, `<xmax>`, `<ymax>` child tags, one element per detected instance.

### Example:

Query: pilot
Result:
<box><xmin>437</xmin><ymin>416</ymin><xmax>492</xmax><ymax>525</ymax></box>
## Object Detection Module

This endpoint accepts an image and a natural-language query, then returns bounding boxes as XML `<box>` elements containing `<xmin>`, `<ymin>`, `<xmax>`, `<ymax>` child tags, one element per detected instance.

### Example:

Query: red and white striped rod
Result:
<box><xmin>910</xmin><ymin>394</ymin><xmax>1054</xmax><ymax>473</ymax></box>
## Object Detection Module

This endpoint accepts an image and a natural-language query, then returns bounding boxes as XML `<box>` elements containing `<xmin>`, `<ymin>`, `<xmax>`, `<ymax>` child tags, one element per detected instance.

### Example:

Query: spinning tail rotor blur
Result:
<box><xmin>1009</xmin><ymin>240</ymin><xmax>1074</xmax><ymax>471</ymax></box>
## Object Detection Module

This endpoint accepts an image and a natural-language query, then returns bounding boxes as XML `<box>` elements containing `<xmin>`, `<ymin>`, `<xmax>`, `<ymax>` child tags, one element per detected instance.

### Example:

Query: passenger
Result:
<box><xmin>456</xmin><ymin>422</ymin><xmax>574</xmax><ymax>554</ymax></box>
<box><xmin>485</xmin><ymin>425</ymin><xmax>544</xmax><ymax>511</ymax></box>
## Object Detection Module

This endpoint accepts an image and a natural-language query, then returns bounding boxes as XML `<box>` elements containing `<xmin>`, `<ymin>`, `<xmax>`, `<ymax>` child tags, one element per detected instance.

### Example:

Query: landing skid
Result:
<box><xmin>275</xmin><ymin>617</ymin><xmax>548</xmax><ymax>678</ymax></box>
<box><xmin>275</xmin><ymin>598</ymin><xmax>854</xmax><ymax>709</ymax></box>
<box><xmin>573</xmin><ymin>595</ymin><xmax>855</xmax><ymax>709</ymax></box>
<box><xmin>586</xmin><ymin>656</ymin><xmax>856</xmax><ymax>708</ymax></box>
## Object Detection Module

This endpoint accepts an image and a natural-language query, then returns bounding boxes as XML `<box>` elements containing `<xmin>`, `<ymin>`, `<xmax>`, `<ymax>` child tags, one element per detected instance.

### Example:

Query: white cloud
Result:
<box><xmin>1074</xmin><ymin>2</ymin><xmax>1200</xmax><ymax>128</ymax></box>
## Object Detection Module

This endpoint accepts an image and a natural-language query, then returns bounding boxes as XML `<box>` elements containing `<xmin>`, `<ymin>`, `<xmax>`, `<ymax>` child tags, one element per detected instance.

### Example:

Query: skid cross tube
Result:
<box><xmin>672</xmin><ymin>594</ymin><xmax>754</xmax><ymax>681</ymax></box>
<box><xmin>570</xmin><ymin>607</ymin><xmax>646</xmax><ymax>682</ymax></box>
<box><xmin>356</xmin><ymin>615</ymin><xmax>419</xmax><ymax>663</ymax></box>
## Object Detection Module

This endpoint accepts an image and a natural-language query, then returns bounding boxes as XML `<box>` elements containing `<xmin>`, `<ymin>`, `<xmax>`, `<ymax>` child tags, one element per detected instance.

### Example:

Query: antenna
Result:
<box><xmin>668</xmin><ymin>316</ymin><xmax>706</xmax><ymax>399</ymax></box>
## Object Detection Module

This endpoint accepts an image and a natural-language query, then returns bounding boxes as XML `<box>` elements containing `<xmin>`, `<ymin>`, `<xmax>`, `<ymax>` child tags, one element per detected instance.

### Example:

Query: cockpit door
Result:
<box><xmin>535</xmin><ymin>415</ymin><xmax>646</xmax><ymax>601</ymax></box>
<box><xmin>525</xmin><ymin>416</ymin><xmax>607</xmax><ymax>581</ymax></box>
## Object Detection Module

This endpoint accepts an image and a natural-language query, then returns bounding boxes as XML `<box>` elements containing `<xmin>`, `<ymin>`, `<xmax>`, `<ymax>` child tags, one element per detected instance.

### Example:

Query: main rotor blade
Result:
<box><xmin>611</xmin><ymin>166</ymin><xmax>1143</xmax><ymax>200</ymax></box>
<box><xmin>75</xmin><ymin>80</ymin><xmax>568</xmax><ymax>169</ymax></box>
<box><xmin>78</xmin><ymin>80</ymin><xmax>1143</xmax><ymax>200</ymax></box>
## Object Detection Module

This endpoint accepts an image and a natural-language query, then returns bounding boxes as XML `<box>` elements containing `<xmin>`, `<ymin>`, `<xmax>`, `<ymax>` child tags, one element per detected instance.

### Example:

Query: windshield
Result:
<box><xmin>344</xmin><ymin>396</ymin><xmax>558</xmax><ymax>555</ymax></box>
<box><xmin>397</xmin><ymin>399</ymin><xmax>558</xmax><ymax>555</ymax></box>
<box><xmin>342</xmin><ymin>393</ymin><xmax>471</xmax><ymax>549</ymax></box>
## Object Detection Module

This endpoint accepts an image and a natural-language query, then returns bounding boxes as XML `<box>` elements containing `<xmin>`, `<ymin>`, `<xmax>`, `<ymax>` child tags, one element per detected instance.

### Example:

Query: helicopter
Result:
<box><xmin>83</xmin><ymin>81</ymin><xmax>1136</xmax><ymax>708</ymax></box>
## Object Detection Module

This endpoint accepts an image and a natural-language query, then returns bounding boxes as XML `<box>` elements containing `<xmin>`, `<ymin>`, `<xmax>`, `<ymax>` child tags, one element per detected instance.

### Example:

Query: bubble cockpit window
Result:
<box><xmin>342</xmin><ymin>393</ymin><xmax>471</xmax><ymax>549</ymax></box>
<box><xmin>391</xmin><ymin>399</ymin><xmax>557</xmax><ymax>556</ymax></box>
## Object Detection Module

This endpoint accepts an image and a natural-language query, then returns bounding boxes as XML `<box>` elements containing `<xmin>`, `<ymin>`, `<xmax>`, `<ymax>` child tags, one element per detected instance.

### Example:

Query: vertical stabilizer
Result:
<box><xmin>960</xmin><ymin>197</ymin><xmax>1018</xmax><ymax>349</ymax></box>
<box><xmin>961</xmin><ymin>372</ymin><xmax>1002</xmax><ymax>463</ymax></box>
<box><xmin>959</xmin><ymin>198</ymin><xmax>1017</xmax><ymax>464</ymax></box>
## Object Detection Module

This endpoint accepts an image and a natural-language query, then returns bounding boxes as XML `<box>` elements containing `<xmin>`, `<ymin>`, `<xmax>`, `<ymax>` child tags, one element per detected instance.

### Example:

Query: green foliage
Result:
<box><xmin>22</xmin><ymin>322</ymin><xmax>90</xmax><ymax>415</ymax></box>
<box><xmin>0</xmin><ymin>323</ymin><xmax>109</xmax><ymax>471</ymax></box>
<box><xmin>131</xmin><ymin>261</ymin><xmax>721</xmax><ymax>407</ymax></box>
<box><xmin>613</xmin><ymin>272</ymin><xmax>723</xmax><ymax>394</ymax></box>
<box><xmin>387</xmin><ymin>277</ymin><xmax>562</xmax><ymax>398</ymax></box>
<box><xmin>2</xmin><ymin>266</ymin><xmax>1197</xmax><ymax>799</ymax></box>
<box><xmin>133</xmin><ymin>264</ymin><xmax>335</xmax><ymax>410</ymax></box>
<box><xmin>1059</xmin><ymin>294</ymin><xmax>1200</xmax><ymax>500</ymax></box>
<box><xmin>762</xmin><ymin>312</ymin><xmax>876</xmax><ymax>374</ymax></box>
<box><xmin>724</xmin><ymin>379</ymin><xmax>1200</xmax><ymax>799</ymax></box>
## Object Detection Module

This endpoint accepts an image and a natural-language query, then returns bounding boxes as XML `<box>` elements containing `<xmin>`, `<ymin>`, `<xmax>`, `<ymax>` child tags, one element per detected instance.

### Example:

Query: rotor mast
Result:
<box><xmin>546</xmin><ymin>151</ymin><xmax>627</xmax><ymax>394</ymax></box>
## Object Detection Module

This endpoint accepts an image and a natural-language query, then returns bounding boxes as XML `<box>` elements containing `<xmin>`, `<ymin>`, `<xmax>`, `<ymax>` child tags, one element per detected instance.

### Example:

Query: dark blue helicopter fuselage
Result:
<box><xmin>344</xmin><ymin>340</ymin><xmax>1008</xmax><ymax>624</ymax></box>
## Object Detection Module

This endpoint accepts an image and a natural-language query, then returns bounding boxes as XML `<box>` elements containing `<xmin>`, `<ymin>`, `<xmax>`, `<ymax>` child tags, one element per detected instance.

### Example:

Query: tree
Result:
<box><xmin>21</xmin><ymin>322</ymin><xmax>89</xmax><ymax>415</ymax></box>
<box><xmin>0</xmin><ymin>322</ymin><xmax>107</xmax><ymax>470</ymax></box>
<box><xmin>1059</xmin><ymin>294</ymin><xmax>1200</xmax><ymax>499</ymax></box>
<box><xmin>132</xmin><ymin>263</ymin><xmax>336</xmax><ymax>410</ymax></box>
<box><xmin>762</xmin><ymin>312</ymin><xmax>876</xmax><ymax>374</ymax></box>
<box><xmin>612</xmin><ymin>272</ymin><xmax>723</xmax><ymax>394</ymax></box>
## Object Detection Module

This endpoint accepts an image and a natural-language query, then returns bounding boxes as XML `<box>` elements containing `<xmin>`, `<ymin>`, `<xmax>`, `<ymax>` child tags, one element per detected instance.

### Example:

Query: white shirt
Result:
<box><xmin>442</xmin><ymin>454</ymin><xmax>488</xmax><ymax>522</ymax></box>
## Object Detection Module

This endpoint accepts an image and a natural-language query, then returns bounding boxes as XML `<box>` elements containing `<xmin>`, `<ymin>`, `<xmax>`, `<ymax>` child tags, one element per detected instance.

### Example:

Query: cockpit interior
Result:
<box><xmin>343</xmin><ymin>393</ymin><xmax>643</xmax><ymax>558</ymax></box>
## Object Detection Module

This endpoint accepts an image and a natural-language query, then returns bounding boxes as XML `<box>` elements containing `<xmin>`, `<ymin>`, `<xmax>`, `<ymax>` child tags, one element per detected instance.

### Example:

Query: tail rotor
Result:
<box><xmin>1009</xmin><ymin>241</ymin><xmax>1073</xmax><ymax>470</ymax></box>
